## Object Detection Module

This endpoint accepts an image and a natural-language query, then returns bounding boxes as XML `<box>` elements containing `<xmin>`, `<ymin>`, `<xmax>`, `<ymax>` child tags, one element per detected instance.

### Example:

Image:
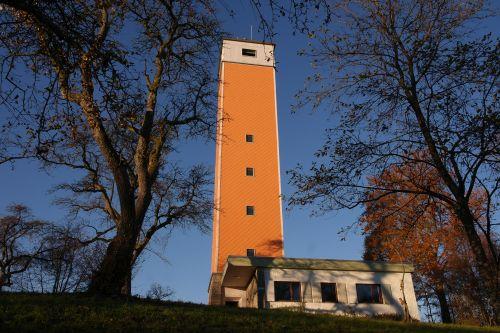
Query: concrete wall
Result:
<box><xmin>224</xmin><ymin>287</ymin><xmax>247</xmax><ymax>307</ymax></box>
<box><xmin>223</xmin><ymin>276</ymin><xmax>259</xmax><ymax>308</ymax></box>
<box><xmin>208</xmin><ymin>273</ymin><xmax>223</xmax><ymax>305</ymax></box>
<box><xmin>221</xmin><ymin>39</ymin><xmax>275</xmax><ymax>67</ymax></box>
<box><xmin>264</xmin><ymin>268</ymin><xmax>420</xmax><ymax>320</ymax></box>
<box><xmin>245</xmin><ymin>275</ymin><xmax>259</xmax><ymax>308</ymax></box>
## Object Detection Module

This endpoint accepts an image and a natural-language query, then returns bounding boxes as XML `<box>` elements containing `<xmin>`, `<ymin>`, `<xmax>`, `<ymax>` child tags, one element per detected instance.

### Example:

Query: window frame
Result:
<box><xmin>242</xmin><ymin>48</ymin><xmax>257</xmax><ymax>57</ymax></box>
<box><xmin>320</xmin><ymin>283</ymin><xmax>338</xmax><ymax>303</ymax></box>
<box><xmin>246</xmin><ymin>167</ymin><xmax>254</xmax><ymax>176</ymax></box>
<box><xmin>274</xmin><ymin>281</ymin><xmax>301</xmax><ymax>302</ymax></box>
<box><xmin>246</xmin><ymin>205</ymin><xmax>255</xmax><ymax>216</ymax></box>
<box><xmin>356</xmin><ymin>283</ymin><xmax>383</xmax><ymax>304</ymax></box>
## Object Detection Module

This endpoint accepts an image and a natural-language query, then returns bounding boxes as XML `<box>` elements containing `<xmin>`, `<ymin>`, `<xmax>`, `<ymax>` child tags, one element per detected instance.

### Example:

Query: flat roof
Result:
<box><xmin>222</xmin><ymin>37</ymin><xmax>275</xmax><ymax>46</ymax></box>
<box><xmin>226</xmin><ymin>256</ymin><xmax>414</xmax><ymax>273</ymax></box>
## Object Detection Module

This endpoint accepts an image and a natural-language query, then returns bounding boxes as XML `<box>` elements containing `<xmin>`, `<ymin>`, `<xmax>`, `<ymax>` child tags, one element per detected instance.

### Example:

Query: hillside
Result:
<box><xmin>0</xmin><ymin>294</ymin><xmax>497</xmax><ymax>333</ymax></box>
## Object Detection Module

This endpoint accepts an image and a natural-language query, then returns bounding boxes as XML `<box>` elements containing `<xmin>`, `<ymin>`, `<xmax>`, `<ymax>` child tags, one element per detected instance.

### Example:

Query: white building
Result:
<box><xmin>214</xmin><ymin>256</ymin><xmax>419</xmax><ymax>320</ymax></box>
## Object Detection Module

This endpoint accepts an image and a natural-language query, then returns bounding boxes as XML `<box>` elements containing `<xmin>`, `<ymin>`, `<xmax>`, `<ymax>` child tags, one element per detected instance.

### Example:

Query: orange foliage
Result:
<box><xmin>361</xmin><ymin>161</ymin><xmax>491</xmax><ymax>324</ymax></box>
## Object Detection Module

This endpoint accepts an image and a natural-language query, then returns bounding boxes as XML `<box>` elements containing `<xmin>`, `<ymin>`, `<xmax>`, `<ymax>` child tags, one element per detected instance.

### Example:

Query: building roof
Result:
<box><xmin>226</xmin><ymin>256</ymin><xmax>414</xmax><ymax>273</ymax></box>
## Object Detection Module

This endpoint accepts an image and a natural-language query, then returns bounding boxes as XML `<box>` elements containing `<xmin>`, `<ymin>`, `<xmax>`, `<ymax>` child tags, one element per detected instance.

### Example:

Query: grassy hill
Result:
<box><xmin>0</xmin><ymin>293</ymin><xmax>498</xmax><ymax>333</ymax></box>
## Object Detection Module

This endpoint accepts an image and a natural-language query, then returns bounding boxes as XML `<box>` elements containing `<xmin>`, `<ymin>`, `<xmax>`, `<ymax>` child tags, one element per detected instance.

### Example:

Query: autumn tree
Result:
<box><xmin>361</xmin><ymin>159</ymin><xmax>495</xmax><ymax>324</ymax></box>
<box><xmin>0</xmin><ymin>0</ymin><xmax>220</xmax><ymax>295</ymax></box>
<box><xmin>251</xmin><ymin>0</ymin><xmax>498</xmax><ymax>322</ymax></box>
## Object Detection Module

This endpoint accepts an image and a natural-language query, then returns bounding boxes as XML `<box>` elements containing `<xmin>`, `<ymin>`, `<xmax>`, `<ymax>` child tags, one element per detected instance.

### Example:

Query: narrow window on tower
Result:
<box><xmin>246</xmin><ymin>206</ymin><xmax>255</xmax><ymax>216</ymax></box>
<box><xmin>242</xmin><ymin>48</ymin><xmax>256</xmax><ymax>57</ymax></box>
<box><xmin>245</xmin><ymin>134</ymin><xmax>254</xmax><ymax>143</ymax></box>
<box><xmin>246</xmin><ymin>167</ymin><xmax>254</xmax><ymax>176</ymax></box>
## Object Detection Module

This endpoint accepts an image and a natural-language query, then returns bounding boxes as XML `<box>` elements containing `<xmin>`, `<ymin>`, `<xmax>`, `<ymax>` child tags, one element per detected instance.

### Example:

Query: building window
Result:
<box><xmin>246</xmin><ymin>134</ymin><xmax>254</xmax><ymax>143</ymax></box>
<box><xmin>246</xmin><ymin>167</ymin><xmax>254</xmax><ymax>176</ymax></box>
<box><xmin>247</xmin><ymin>249</ymin><xmax>255</xmax><ymax>257</ymax></box>
<box><xmin>356</xmin><ymin>284</ymin><xmax>383</xmax><ymax>304</ymax></box>
<box><xmin>225</xmin><ymin>301</ymin><xmax>238</xmax><ymax>307</ymax></box>
<box><xmin>320</xmin><ymin>283</ymin><xmax>338</xmax><ymax>303</ymax></box>
<box><xmin>246</xmin><ymin>205</ymin><xmax>255</xmax><ymax>216</ymax></box>
<box><xmin>242</xmin><ymin>48</ymin><xmax>256</xmax><ymax>57</ymax></box>
<box><xmin>274</xmin><ymin>281</ymin><xmax>301</xmax><ymax>302</ymax></box>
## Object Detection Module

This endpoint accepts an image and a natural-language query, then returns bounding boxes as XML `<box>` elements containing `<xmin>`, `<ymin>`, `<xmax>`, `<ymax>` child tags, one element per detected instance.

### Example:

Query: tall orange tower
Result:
<box><xmin>209</xmin><ymin>39</ymin><xmax>284</xmax><ymax>304</ymax></box>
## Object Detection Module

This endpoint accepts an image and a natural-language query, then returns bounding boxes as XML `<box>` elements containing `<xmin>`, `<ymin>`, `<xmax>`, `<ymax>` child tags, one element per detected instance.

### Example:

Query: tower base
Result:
<box><xmin>208</xmin><ymin>272</ymin><xmax>224</xmax><ymax>305</ymax></box>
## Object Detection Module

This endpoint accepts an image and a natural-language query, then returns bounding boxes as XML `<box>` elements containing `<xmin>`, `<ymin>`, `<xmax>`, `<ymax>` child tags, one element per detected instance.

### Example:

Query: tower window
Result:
<box><xmin>242</xmin><ymin>48</ymin><xmax>256</xmax><ymax>57</ymax></box>
<box><xmin>246</xmin><ymin>134</ymin><xmax>254</xmax><ymax>143</ymax></box>
<box><xmin>246</xmin><ymin>206</ymin><xmax>255</xmax><ymax>216</ymax></box>
<box><xmin>247</xmin><ymin>249</ymin><xmax>256</xmax><ymax>257</ymax></box>
<box><xmin>246</xmin><ymin>167</ymin><xmax>254</xmax><ymax>176</ymax></box>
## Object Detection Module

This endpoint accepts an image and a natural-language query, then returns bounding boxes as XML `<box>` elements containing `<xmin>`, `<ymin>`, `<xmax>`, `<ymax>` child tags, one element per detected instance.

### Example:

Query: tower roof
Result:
<box><xmin>220</xmin><ymin>38</ymin><xmax>275</xmax><ymax>67</ymax></box>
<box><xmin>222</xmin><ymin>37</ymin><xmax>275</xmax><ymax>46</ymax></box>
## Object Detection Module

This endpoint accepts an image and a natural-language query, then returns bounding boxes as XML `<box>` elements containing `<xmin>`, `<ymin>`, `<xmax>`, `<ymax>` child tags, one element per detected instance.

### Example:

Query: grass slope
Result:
<box><xmin>0</xmin><ymin>294</ymin><xmax>498</xmax><ymax>333</ymax></box>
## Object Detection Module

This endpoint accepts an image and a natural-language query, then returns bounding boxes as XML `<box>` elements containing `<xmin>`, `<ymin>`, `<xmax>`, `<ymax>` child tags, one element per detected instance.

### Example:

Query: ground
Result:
<box><xmin>0</xmin><ymin>293</ymin><xmax>498</xmax><ymax>333</ymax></box>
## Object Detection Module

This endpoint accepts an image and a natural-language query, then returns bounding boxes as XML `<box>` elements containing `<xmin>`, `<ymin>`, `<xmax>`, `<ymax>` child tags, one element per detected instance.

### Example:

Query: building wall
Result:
<box><xmin>264</xmin><ymin>268</ymin><xmax>420</xmax><ymax>320</ymax></box>
<box><xmin>224</xmin><ymin>287</ymin><xmax>247</xmax><ymax>307</ymax></box>
<box><xmin>208</xmin><ymin>273</ymin><xmax>224</xmax><ymax>305</ymax></box>
<box><xmin>211</xmin><ymin>39</ymin><xmax>284</xmax><ymax>273</ymax></box>
<box><xmin>245</xmin><ymin>274</ymin><xmax>259</xmax><ymax>308</ymax></box>
<box><xmin>220</xmin><ymin>39</ymin><xmax>275</xmax><ymax>67</ymax></box>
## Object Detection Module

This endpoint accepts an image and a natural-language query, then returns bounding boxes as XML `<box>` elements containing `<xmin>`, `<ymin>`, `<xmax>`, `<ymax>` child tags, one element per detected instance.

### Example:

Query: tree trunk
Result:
<box><xmin>435</xmin><ymin>285</ymin><xmax>452</xmax><ymax>323</ymax></box>
<box><xmin>0</xmin><ymin>271</ymin><xmax>10</xmax><ymax>291</ymax></box>
<box><xmin>406</xmin><ymin>90</ymin><xmax>498</xmax><ymax>324</ymax></box>
<box><xmin>454</xmin><ymin>202</ymin><xmax>498</xmax><ymax>324</ymax></box>
<box><xmin>121</xmin><ymin>269</ymin><xmax>132</xmax><ymax>296</ymax></box>
<box><xmin>88</xmin><ymin>231</ymin><xmax>136</xmax><ymax>295</ymax></box>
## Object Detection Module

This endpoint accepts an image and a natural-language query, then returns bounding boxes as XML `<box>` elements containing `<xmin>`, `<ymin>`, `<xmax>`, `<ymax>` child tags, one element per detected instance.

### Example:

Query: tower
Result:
<box><xmin>209</xmin><ymin>39</ymin><xmax>284</xmax><ymax>304</ymax></box>
<box><xmin>205</xmin><ymin>39</ymin><xmax>420</xmax><ymax>319</ymax></box>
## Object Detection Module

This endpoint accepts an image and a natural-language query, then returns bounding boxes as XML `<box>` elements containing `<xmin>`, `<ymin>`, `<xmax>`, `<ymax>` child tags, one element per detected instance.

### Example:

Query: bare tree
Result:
<box><xmin>0</xmin><ymin>204</ymin><xmax>48</xmax><ymax>291</ymax></box>
<box><xmin>25</xmin><ymin>223</ymin><xmax>105</xmax><ymax>293</ymax></box>
<box><xmin>0</xmin><ymin>0</ymin><xmax>220</xmax><ymax>295</ymax></box>
<box><xmin>14</xmin><ymin>233</ymin><xmax>106</xmax><ymax>294</ymax></box>
<box><xmin>146</xmin><ymin>282</ymin><xmax>174</xmax><ymax>301</ymax></box>
<box><xmin>252</xmin><ymin>0</ymin><xmax>499</xmax><ymax>323</ymax></box>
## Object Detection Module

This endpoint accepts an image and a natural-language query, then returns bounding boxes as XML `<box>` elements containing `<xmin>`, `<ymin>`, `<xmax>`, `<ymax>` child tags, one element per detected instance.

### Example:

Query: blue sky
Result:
<box><xmin>1</xmin><ymin>1</ymin><xmax>497</xmax><ymax>304</ymax></box>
